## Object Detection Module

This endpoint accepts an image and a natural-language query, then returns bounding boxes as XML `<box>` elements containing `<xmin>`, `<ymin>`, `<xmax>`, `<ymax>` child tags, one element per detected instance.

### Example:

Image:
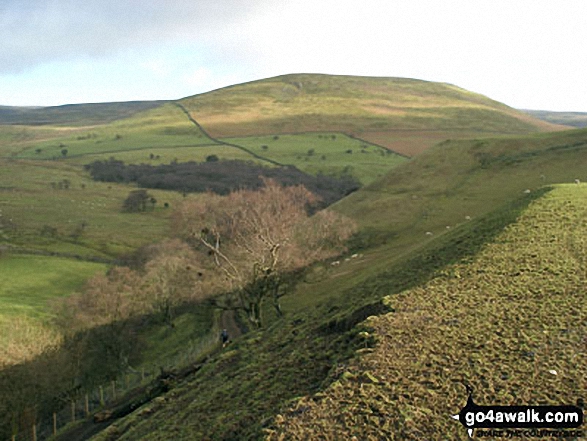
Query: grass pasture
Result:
<box><xmin>65</xmin><ymin>144</ymin><xmax>266</xmax><ymax>167</ymax></box>
<box><xmin>0</xmin><ymin>158</ymin><xmax>189</xmax><ymax>256</ymax></box>
<box><xmin>13</xmin><ymin>103</ymin><xmax>217</xmax><ymax>160</ymax></box>
<box><xmin>0</xmin><ymin>254</ymin><xmax>106</xmax><ymax>366</ymax></box>
<box><xmin>0</xmin><ymin>254</ymin><xmax>105</xmax><ymax>319</ymax></box>
<box><xmin>222</xmin><ymin>133</ymin><xmax>408</xmax><ymax>184</ymax></box>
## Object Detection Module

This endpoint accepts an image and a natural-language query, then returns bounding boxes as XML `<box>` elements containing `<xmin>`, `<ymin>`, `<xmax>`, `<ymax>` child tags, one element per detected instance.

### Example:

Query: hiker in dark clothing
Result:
<box><xmin>221</xmin><ymin>329</ymin><xmax>229</xmax><ymax>347</ymax></box>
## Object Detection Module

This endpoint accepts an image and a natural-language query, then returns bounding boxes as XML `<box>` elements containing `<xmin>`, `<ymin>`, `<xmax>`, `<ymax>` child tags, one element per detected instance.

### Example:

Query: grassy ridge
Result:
<box><xmin>269</xmin><ymin>184</ymin><xmax>587</xmax><ymax>439</ymax></box>
<box><xmin>0</xmin><ymin>101</ymin><xmax>166</xmax><ymax>126</ymax></box>
<box><xmin>522</xmin><ymin>109</ymin><xmax>587</xmax><ymax>128</ymax></box>
<box><xmin>333</xmin><ymin>128</ymin><xmax>587</xmax><ymax>259</ymax></box>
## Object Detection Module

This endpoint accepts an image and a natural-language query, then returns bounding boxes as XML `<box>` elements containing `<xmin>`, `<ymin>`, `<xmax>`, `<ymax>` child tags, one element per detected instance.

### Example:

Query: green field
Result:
<box><xmin>65</xmin><ymin>144</ymin><xmax>264</xmax><ymax>166</ymax></box>
<box><xmin>0</xmin><ymin>254</ymin><xmax>106</xmax><ymax>366</ymax></box>
<box><xmin>0</xmin><ymin>159</ymin><xmax>191</xmax><ymax>256</ymax></box>
<box><xmin>222</xmin><ymin>133</ymin><xmax>407</xmax><ymax>184</ymax></box>
<box><xmin>0</xmin><ymin>255</ymin><xmax>105</xmax><ymax>319</ymax></box>
<box><xmin>12</xmin><ymin>104</ymin><xmax>216</xmax><ymax>160</ymax></box>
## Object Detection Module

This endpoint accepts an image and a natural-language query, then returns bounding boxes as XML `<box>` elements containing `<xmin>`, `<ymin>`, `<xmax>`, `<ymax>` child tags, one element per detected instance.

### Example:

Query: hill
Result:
<box><xmin>76</xmin><ymin>128</ymin><xmax>587</xmax><ymax>440</ymax></box>
<box><xmin>522</xmin><ymin>109</ymin><xmax>587</xmax><ymax>128</ymax></box>
<box><xmin>0</xmin><ymin>101</ymin><xmax>166</xmax><ymax>126</ymax></box>
<box><xmin>269</xmin><ymin>183</ymin><xmax>587</xmax><ymax>439</ymax></box>
<box><xmin>180</xmin><ymin>74</ymin><xmax>565</xmax><ymax>156</ymax></box>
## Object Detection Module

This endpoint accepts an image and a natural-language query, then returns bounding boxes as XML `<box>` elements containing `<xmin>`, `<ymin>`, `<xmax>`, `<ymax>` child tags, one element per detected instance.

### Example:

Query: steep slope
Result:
<box><xmin>81</xmin><ymin>129</ymin><xmax>587</xmax><ymax>441</ymax></box>
<box><xmin>179</xmin><ymin>74</ymin><xmax>565</xmax><ymax>156</ymax></box>
<box><xmin>269</xmin><ymin>184</ymin><xmax>587</xmax><ymax>439</ymax></box>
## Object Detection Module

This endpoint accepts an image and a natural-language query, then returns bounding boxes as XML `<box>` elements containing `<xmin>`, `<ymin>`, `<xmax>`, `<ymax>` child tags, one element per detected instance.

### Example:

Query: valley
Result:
<box><xmin>0</xmin><ymin>74</ymin><xmax>584</xmax><ymax>440</ymax></box>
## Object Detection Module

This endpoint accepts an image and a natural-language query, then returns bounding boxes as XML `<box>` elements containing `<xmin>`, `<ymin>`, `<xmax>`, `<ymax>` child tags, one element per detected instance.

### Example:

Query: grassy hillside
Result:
<box><xmin>333</xmin><ymin>128</ymin><xmax>587</xmax><ymax>257</ymax></box>
<box><xmin>180</xmin><ymin>74</ymin><xmax>564</xmax><ymax>156</ymax></box>
<box><xmin>269</xmin><ymin>184</ymin><xmax>587</xmax><ymax>439</ymax></box>
<box><xmin>0</xmin><ymin>255</ymin><xmax>106</xmax><ymax>366</ymax></box>
<box><xmin>0</xmin><ymin>101</ymin><xmax>166</xmax><ymax>126</ymax></box>
<box><xmin>0</xmin><ymin>158</ymin><xmax>189</xmax><ymax>256</ymax></box>
<box><xmin>80</xmin><ymin>128</ymin><xmax>587</xmax><ymax>440</ymax></box>
<box><xmin>522</xmin><ymin>109</ymin><xmax>587</xmax><ymax>128</ymax></box>
<box><xmin>11</xmin><ymin>103</ymin><xmax>216</xmax><ymax>160</ymax></box>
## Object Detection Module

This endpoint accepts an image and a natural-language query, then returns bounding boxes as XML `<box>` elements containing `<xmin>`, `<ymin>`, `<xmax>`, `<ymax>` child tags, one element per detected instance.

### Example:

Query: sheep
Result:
<box><xmin>331</xmin><ymin>261</ymin><xmax>340</xmax><ymax>266</ymax></box>
<box><xmin>425</xmin><ymin>231</ymin><xmax>433</xmax><ymax>236</ymax></box>
<box><xmin>575</xmin><ymin>179</ymin><xmax>581</xmax><ymax>184</ymax></box>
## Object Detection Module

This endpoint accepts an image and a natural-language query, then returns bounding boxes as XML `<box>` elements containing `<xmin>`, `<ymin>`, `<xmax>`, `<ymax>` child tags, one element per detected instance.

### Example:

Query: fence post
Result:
<box><xmin>71</xmin><ymin>400</ymin><xmax>76</xmax><ymax>423</ymax></box>
<box><xmin>85</xmin><ymin>394</ymin><xmax>90</xmax><ymax>417</ymax></box>
<box><xmin>32</xmin><ymin>424</ymin><xmax>37</xmax><ymax>441</ymax></box>
<box><xmin>99</xmin><ymin>386</ymin><xmax>104</xmax><ymax>406</ymax></box>
<box><xmin>53</xmin><ymin>412</ymin><xmax>57</xmax><ymax>436</ymax></box>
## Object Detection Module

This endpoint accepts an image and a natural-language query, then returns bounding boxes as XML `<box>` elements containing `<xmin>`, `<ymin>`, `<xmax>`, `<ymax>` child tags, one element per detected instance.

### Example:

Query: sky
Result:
<box><xmin>1</xmin><ymin>0</ymin><xmax>586</xmax><ymax>111</ymax></box>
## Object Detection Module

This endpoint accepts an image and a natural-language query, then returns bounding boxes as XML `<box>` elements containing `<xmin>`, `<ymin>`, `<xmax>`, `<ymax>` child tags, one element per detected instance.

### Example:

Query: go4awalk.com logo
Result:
<box><xmin>451</xmin><ymin>386</ymin><xmax>584</xmax><ymax>438</ymax></box>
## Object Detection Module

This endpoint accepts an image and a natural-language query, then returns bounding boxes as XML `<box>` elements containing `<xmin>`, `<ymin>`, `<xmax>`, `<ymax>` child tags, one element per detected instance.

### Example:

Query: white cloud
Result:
<box><xmin>1</xmin><ymin>0</ymin><xmax>586</xmax><ymax>109</ymax></box>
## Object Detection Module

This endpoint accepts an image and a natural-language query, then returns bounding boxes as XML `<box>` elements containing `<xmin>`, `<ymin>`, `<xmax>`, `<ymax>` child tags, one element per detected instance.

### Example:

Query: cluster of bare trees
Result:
<box><xmin>0</xmin><ymin>179</ymin><xmax>357</xmax><ymax>439</ymax></box>
<box><xmin>173</xmin><ymin>180</ymin><xmax>357</xmax><ymax>327</ymax></box>
<box><xmin>61</xmin><ymin>180</ymin><xmax>357</xmax><ymax>331</ymax></box>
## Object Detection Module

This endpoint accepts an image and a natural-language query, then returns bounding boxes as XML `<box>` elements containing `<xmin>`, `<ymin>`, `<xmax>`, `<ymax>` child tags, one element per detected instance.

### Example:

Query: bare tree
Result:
<box><xmin>173</xmin><ymin>180</ymin><xmax>357</xmax><ymax>327</ymax></box>
<box><xmin>141</xmin><ymin>240</ymin><xmax>215</xmax><ymax>327</ymax></box>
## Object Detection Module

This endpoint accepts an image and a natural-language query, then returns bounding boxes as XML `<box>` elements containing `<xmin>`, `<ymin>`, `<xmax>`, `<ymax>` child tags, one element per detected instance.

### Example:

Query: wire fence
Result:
<box><xmin>7</xmin><ymin>328</ymin><xmax>221</xmax><ymax>441</ymax></box>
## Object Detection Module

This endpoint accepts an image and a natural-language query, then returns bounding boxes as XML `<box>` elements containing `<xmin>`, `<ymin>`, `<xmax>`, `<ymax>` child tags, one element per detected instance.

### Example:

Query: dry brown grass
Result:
<box><xmin>0</xmin><ymin>316</ymin><xmax>62</xmax><ymax>368</ymax></box>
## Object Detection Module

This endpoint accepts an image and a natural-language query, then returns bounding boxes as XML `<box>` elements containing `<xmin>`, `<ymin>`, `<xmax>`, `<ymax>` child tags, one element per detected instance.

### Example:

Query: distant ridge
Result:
<box><xmin>521</xmin><ymin>109</ymin><xmax>587</xmax><ymax>128</ymax></box>
<box><xmin>0</xmin><ymin>101</ymin><xmax>167</xmax><ymax>126</ymax></box>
